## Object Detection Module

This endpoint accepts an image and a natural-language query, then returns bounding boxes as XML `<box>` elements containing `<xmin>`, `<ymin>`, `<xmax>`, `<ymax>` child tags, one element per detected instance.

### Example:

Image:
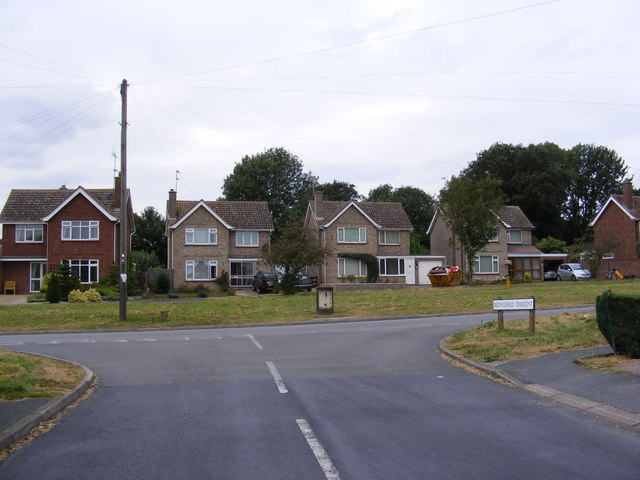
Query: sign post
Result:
<box><xmin>492</xmin><ymin>297</ymin><xmax>536</xmax><ymax>334</ymax></box>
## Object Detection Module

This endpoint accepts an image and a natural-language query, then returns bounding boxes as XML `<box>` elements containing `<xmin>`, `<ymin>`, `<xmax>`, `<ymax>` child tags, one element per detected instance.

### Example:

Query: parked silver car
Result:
<box><xmin>556</xmin><ymin>263</ymin><xmax>591</xmax><ymax>281</ymax></box>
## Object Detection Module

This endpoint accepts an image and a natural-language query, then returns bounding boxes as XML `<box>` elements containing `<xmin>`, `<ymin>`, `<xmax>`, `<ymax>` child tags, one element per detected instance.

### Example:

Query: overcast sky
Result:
<box><xmin>1</xmin><ymin>0</ymin><xmax>639</xmax><ymax>216</ymax></box>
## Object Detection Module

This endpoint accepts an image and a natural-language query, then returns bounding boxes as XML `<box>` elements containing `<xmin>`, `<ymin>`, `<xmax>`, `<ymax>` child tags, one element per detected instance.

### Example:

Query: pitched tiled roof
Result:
<box><xmin>313</xmin><ymin>200</ymin><xmax>413</xmax><ymax>230</ymax></box>
<box><xmin>611</xmin><ymin>194</ymin><xmax>640</xmax><ymax>217</ymax></box>
<box><xmin>498</xmin><ymin>206</ymin><xmax>535</xmax><ymax>230</ymax></box>
<box><xmin>172</xmin><ymin>200</ymin><xmax>274</xmax><ymax>230</ymax></box>
<box><xmin>0</xmin><ymin>187</ymin><xmax>125</xmax><ymax>223</ymax></box>
<box><xmin>508</xmin><ymin>244</ymin><xmax>543</xmax><ymax>256</ymax></box>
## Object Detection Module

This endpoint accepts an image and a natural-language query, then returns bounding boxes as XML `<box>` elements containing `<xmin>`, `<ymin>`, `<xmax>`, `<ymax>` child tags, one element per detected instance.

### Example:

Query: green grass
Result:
<box><xmin>1</xmin><ymin>280</ymin><xmax>639</xmax><ymax>332</ymax></box>
<box><xmin>0</xmin><ymin>351</ymin><xmax>84</xmax><ymax>400</ymax></box>
<box><xmin>444</xmin><ymin>311</ymin><xmax>607</xmax><ymax>363</ymax></box>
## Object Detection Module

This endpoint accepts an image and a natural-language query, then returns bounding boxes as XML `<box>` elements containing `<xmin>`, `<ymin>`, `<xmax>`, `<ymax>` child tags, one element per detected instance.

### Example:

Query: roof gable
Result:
<box><xmin>42</xmin><ymin>187</ymin><xmax>117</xmax><ymax>222</ymax></box>
<box><xmin>590</xmin><ymin>195</ymin><xmax>639</xmax><ymax>226</ymax></box>
<box><xmin>0</xmin><ymin>187</ymin><xmax>121</xmax><ymax>223</ymax></box>
<box><xmin>313</xmin><ymin>200</ymin><xmax>413</xmax><ymax>230</ymax></box>
<box><xmin>169</xmin><ymin>200</ymin><xmax>274</xmax><ymax>231</ymax></box>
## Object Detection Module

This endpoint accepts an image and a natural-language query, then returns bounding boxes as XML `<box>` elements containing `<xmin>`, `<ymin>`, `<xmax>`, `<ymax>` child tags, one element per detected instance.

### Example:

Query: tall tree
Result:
<box><xmin>563</xmin><ymin>144</ymin><xmax>628</xmax><ymax>242</ymax></box>
<box><xmin>222</xmin><ymin>147</ymin><xmax>318</xmax><ymax>231</ymax></box>
<box><xmin>463</xmin><ymin>142</ymin><xmax>570</xmax><ymax>241</ymax></box>
<box><xmin>367</xmin><ymin>184</ymin><xmax>436</xmax><ymax>252</ymax></box>
<box><xmin>132</xmin><ymin>206</ymin><xmax>167</xmax><ymax>266</ymax></box>
<box><xmin>263</xmin><ymin>223</ymin><xmax>333</xmax><ymax>295</ymax></box>
<box><xmin>317</xmin><ymin>180</ymin><xmax>362</xmax><ymax>201</ymax></box>
<box><xmin>438</xmin><ymin>176</ymin><xmax>505</xmax><ymax>283</ymax></box>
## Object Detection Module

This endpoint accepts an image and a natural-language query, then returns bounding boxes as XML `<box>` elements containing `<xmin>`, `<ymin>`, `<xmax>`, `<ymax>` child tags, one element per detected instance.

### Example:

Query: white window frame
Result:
<box><xmin>337</xmin><ymin>227</ymin><xmax>366</xmax><ymax>244</ymax></box>
<box><xmin>236</xmin><ymin>231</ymin><xmax>259</xmax><ymax>247</ymax></box>
<box><xmin>16</xmin><ymin>224</ymin><xmax>44</xmax><ymax>243</ymax></box>
<box><xmin>67</xmin><ymin>259</ymin><xmax>99</xmax><ymax>283</ymax></box>
<box><xmin>487</xmin><ymin>232</ymin><xmax>499</xmax><ymax>242</ymax></box>
<box><xmin>338</xmin><ymin>257</ymin><xmax>368</xmax><ymax>277</ymax></box>
<box><xmin>29</xmin><ymin>262</ymin><xmax>46</xmax><ymax>292</ymax></box>
<box><xmin>378</xmin><ymin>230</ymin><xmax>400</xmax><ymax>245</ymax></box>
<box><xmin>379</xmin><ymin>258</ymin><xmax>405</xmax><ymax>276</ymax></box>
<box><xmin>507</xmin><ymin>230</ymin><xmax>522</xmax><ymax>244</ymax></box>
<box><xmin>185</xmin><ymin>228</ymin><xmax>217</xmax><ymax>245</ymax></box>
<box><xmin>185</xmin><ymin>260</ymin><xmax>218</xmax><ymax>281</ymax></box>
<box><xmin>62</xmin><ymin>220</ymin><xmax>99</xmax><ymax>240</ymax></box>
<box><xmin>474</xmin><ymin>255</ymin><xmax>499</xmax><ymax>274</ymax></box>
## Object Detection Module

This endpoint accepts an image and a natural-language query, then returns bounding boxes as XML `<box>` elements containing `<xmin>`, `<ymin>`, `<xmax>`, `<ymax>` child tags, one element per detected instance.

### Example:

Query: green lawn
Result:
<box><xmin>0</xmin><ymin>280</ymin><xmax>638</xmax><ymax>332</ymax></box>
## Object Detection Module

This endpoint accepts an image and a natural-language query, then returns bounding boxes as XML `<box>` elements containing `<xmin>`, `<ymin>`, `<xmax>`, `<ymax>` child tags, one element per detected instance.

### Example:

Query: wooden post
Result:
<box><xmin>528</xmin><ymin>309</ymin><xmax>536</xmax><ymax>335</ymax></box>
<box><xmin>497</xmin><ymin>310</ymin><xmax>504</xmax><ymax>330</ymax></box>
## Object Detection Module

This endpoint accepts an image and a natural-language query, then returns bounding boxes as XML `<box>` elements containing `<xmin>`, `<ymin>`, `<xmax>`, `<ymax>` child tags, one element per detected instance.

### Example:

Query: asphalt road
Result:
<box><xmin>1</xmin><ymin>309</ymin><xmax>639</xmax><ymax>479</ymax></box>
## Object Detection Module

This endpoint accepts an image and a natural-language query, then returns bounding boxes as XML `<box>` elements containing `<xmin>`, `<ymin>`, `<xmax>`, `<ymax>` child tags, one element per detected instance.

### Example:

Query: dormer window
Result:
<box><xmin>62</xmin><ymin>221</ymin><xmax>99</xmax><ymax>240</ymax></box>
<box><xmin>507</xmin><ymin>230</ymin><xmax>522</xmax><ymax>244</ymax></box>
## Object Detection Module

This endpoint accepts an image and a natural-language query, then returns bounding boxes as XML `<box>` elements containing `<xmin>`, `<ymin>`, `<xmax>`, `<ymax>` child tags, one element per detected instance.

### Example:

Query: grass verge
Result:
<box><xmin>1</xmin><ymin>280</ymin><xmax>639</xmax><ymax>332</ymax></box>
<box><xmin>0</xmin><ymin>351</ymin><xmax>84</xmax><ymax>401</ymax></box>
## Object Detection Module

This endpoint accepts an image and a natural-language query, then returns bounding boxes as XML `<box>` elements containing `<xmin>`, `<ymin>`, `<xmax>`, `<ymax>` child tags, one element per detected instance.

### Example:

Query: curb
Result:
<box><xmin>0</xmin><ymin>354</ymin><xmax>95</xmax><ymax>451</ymax></box>
<box><xmin>438</xmin><ymin>338</ymin><xmax>640</xmax><ymax>431</ymax></box>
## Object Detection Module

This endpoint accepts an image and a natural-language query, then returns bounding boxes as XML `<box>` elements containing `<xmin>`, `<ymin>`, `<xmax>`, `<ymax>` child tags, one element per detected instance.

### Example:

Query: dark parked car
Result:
<box><xmin>252</xmin><ymin>271</ymin><xmax>279</xmax><ymax>293</ymax></box>
<box><xmin>295</xmin><ymin>275</ymin><xmax>314</xmax><ymax>292</ymax></box>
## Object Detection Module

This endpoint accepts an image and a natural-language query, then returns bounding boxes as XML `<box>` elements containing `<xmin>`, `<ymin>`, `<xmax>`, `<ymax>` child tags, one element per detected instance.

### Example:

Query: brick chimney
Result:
<box><xmin>622</xmin><ymin>178</ymin><xmax>633</xmax><ymax>210</ymax></box>
<box><xmin>314</xmin><ymin>190</ymin><xmax>324</xmax><ymax>221</ymax></box>
<box><xmin>114</xmin><ymin>174</ymin><xmax>121</xmax><ymax>209</ymax></box>
<box><xmin>168</xmin><ymin>189</ymin><xmax>177</xmax><ymax>220</ymax></box>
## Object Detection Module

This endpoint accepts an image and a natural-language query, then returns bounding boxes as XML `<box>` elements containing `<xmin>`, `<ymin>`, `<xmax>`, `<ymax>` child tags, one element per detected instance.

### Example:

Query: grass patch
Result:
<box><xmin>444</xmin><ymin>311</ymin><xmax>607</xmax><ymax>363</ymax></box>
<box><xmin>1</xmin><ymin>280</ymin><xmax>639</xmax><ymax>332</ymax></box>
<box><xmin>0</xmin><ymin>351</ymin><xmax>84</xmax><ymax>400</ymax></box>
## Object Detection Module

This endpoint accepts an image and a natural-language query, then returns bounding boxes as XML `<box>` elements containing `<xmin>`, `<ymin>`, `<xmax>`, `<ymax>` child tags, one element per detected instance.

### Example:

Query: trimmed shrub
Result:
<box><xmin>46</xmin><ymin>274</ymin><xmax>62</xmax><ymax>304</ymax></box>
<box><xmin>68</xmin><ymin>289</ymin><xmax>88</xmax><ymax>303</ymax></box>
<box><xmin>596</xmin><ymin>291</ymin><xmax>640</xmax><ymax>358</ymax></box>
<box><xmin>84</xmin><ymin>288</ymin><xmax>102</xmax><ymax>302</ymax></box>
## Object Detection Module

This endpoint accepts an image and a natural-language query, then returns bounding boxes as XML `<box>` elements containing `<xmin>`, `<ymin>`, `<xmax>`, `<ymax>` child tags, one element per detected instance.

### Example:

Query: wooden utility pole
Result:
<box><xmin>119</xmin><ymin>79</ymin><xmax>128</xmax><ymax>321</ymax></box>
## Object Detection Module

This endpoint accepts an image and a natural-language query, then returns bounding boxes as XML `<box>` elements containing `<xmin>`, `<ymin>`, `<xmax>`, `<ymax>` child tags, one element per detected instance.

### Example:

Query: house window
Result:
<box><xmin>186</xmin><ymin>228</ymin><xmax>217</xmax><ymax>245</ymax></box>
<box><xmin>507</xmin><ymin>230</ymin><xmax>522</xmax><ymax>244</ymax></box>
<box><xmin>16</xmin><ymin>224</ymin><xmax>43</xmax><ymax>243</ymax></box>
<box><xmin>379</xmin><ymin>258</ymin><xmax>405</xmax><ymax>276</ymax></box>
<box><xmin>67</xmin><ymin>259</ymin><xmax>99</xmax><ymax>283</ymax></box>
<box><xmin>186</xmin><ymin>260</ymin><xmax>217</xmax><ymax>281</ymax></box>
<box><xmin>338</xmin><ymin>257</ymin><xmax>367</xmax><ymax>277</ymax></box>
<box><xmin>30</xmin><ymin>262</ymin><xmax>46</xmax><ymax>292</ymax></box>
<box><xmin>62</xmin><ymin>221</ymin><xmax>99</xmax><ymax>240</ymax></box>
<box><xmin>337</xmin><ymin>227</ymin><xmax>366</xmax><ymax>243</ymax></box>
<box><xmin>379</xmin><ymin>230</ymin><xmax>400</xmax><ymax>245</ymax></box>
<box><xmin>488</xmin><ymin>232</ymin><xmax>499</xmax><ymax>242</ymax></box>
<box><xmin>236</xmin><ymin>231</ymin><xmax>259</xmax><ymax>247</ymax></box>
<box><xmin>474</xmin><ymin>255</ymin><xmax>499</xmax><ymax>274</ymax></box>
<box><xmin>380</xmin><ymin>258</ymin><xmax>404</xmax><ymax>276</ymax></box>
<box><xmin>230</xmin><ymin>261</ymin><xmax>254</xmax><ymax>286</ymax></box>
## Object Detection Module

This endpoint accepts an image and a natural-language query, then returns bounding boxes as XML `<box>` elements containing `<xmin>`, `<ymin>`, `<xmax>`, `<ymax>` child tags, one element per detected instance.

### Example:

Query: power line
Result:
<box><xmin>140</xmin><ymin>0</ymin><xmax>562</xmax><ymax>84</ymax></box>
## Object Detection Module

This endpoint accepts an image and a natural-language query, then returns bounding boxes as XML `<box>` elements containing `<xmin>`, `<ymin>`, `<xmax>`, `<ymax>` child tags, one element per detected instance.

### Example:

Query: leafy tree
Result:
<box><xmin>535</xmin><ymin>236</ymin><xmax>568</xmax><ymax>253</ymax></box>
<box><xmin>563</xmin><ymin>144</ymin><xmax>628</xmax><ymax>242</ymax></box>
<box><xmin>222</xmin><ymin>147</ymin><xmax>318</xmax><ymax>232</ymax></box>
<box><xmin>132</xmin><ymin>206</ymin><xmax>167</xmax><ymax>266</ymax></box>
<box><xmin>263</xmin><ymin>223</ymin><xmax>333</xmax><ymax>295</ymax></box>
<box><xmin>463</xmin><ymin>142</ymin><xmax>570</xmax><ymax>240</ymax></box>
<box><xmin>317</xmin><ymin>180</ymin><xmax>362</xmax><ymax>201</ymax></box>
<box><xmin>367</xmin><ymin>184</ymin><xmax>436</xmax><ymax>252</ymax></box>
<box><xmin>438</xmin><ymin>176</ymin><xmax>505</xmax><ymax>283</ymax></box>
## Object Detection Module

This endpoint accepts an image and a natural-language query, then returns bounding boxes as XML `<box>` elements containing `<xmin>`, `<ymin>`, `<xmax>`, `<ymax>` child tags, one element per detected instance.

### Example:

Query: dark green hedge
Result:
<box><xmin>595</xmin><ymin>290</ymin><xmax>640</xmax><ymax>358</ymax></box>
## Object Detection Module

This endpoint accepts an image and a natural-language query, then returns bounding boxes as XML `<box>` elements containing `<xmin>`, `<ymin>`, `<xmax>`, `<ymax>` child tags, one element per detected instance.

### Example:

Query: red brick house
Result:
<box><xmin>0</xmin><ymin>176</ymin><xmax>134</xmax><ymax>293</ymax></box>
<box><xmin>590</xmin><ymin>178</ymin><xmax>640</xmax><ymax>277</ymax></box>
<box><xmin>166</xmin><ymin>189</ymin><xmax>274</xmax><ymax>289</ymax></box>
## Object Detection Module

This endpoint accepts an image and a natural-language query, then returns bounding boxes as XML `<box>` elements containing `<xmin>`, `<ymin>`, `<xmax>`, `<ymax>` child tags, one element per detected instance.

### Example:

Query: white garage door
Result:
<box><xmin>418</xmin><ymin>260</ymin><xmax>443</xmax><ymax>285</ymax></box>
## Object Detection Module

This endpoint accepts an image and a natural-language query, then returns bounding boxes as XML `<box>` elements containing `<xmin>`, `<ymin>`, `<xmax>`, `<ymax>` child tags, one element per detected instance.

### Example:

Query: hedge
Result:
<box><xmin>595</xmin><ymin>290</ymin><xmax>640</xmax><ymax>358</ymax></box>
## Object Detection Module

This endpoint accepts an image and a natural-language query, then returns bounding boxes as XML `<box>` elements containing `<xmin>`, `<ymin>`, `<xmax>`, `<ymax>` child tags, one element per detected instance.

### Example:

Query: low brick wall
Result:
<box><xmin>323</xmin><ymin>283</ymin><xmax>429</xmax><ymax>292</ymax></box>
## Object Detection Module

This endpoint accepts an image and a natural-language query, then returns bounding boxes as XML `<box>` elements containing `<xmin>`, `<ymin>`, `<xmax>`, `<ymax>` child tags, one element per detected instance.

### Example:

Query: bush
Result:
<box><xmin>152</xmin><ymin>272</ymin><xmax>171</xmax><ymax>294</ymax></box>
<box><xmin>46</xmin><ymin>273</ymin><xmax>62</xmax><ymax>304</ymax></box>
<box><xmin>215</xmin><ymin>270</ymin><xmax>230</xmax><ymax>293</ymax></box>
<box><xmin>84</xmin><ymin>288</ymin><xmax>102</xmax><ymax>302</ymax></box>
<box><xmin>596</xmin><ymin>291</ymin><xmax>640</xmax><ymax>358</ymax></box>
<box><xmin>68</xmin><ymin>289</ymin><xmax>88</xmax><ymax>303</ymax></box>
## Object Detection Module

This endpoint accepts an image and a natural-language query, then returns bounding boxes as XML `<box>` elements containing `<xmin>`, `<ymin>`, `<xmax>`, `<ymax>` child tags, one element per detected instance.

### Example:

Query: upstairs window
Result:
<box><xmin>337</xmin><ymin>227</ymin><xmax>366</xmax><ymax>243</ymax></box>
<box><xmin>186</xmin><ymin>228</ymin><xmax>217</xmax><ymax>245</ymax></box>
<box><xmin>62</xmin><ymin>221</ymin><xmax>99</xmax><ymax>240</ymax></box>
<box><xmin>507</xmin><ymin>230</ymin><xmax>522</xmax><ymax>244</ymax></box>
<box><xmin>236</xmin><ymin>231</ymin><xmax>259</xmax><ymax>247</ymax></box>
<box><xmin>379</xmin><ymin>230</ymin><xmax>400</xmax><ymax>245</ymax></box>
<box><xmin>16</xmin><ymin>224</ymin><xmax>43</xmax><ymax>243</ymax></box>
